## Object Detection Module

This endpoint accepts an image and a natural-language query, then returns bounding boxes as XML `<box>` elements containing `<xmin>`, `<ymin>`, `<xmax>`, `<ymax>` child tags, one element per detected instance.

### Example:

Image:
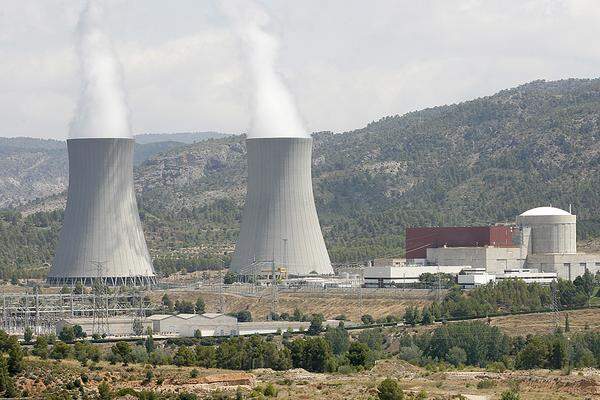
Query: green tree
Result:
<box><xmin>235</xmin><ymin>310</ymin><xmax>253</xmax><ymax>322</ymax></box>
<box><xmin>403</xmin><ymin>306</ymin><xmax>421</xmax><ymax>326</ymax></box>
<box><xmin>195</xmin><ymin>297</ymin><xmax>206</xmax><ymax>314</ymax></box>
<box><xmin>361</xmin><ymin>314</ymin><xmax>375</xmax><ymax>325</ymax></box>
<box><xmin>573</xmin><ymin>269</ymin><xmax>595</xmax><ymax>306</ymax></box>
<box><xmin>307</xmin><ymin>314</ymin><xmax>324</xmax><ymax>336</ymax></box>
<box><xmin>50</xmin><ymin>341</ymin><xmax>71</xmax><ymax>359</ymax></box>
<box><xmin>549</xmin><ymin>338</ymin><xmax>567</xmax><ymax>369</ymax></box>
<box><xmin>23</xmin><ymin>327</ymin><xmax>33</xmax><ymax>343</ymax></box>
<box><xmin>421</xmin><ymin>307</ymin><xmax>433</xmax><ymax>325</ymax></box>
<box><xmin>73</xmin><ymin>324</ymin><xmax>86</xmax><ymax>338</ymax></box>
<box><xmin>377</xmin><ymin>378</ymin><xmax>404</xmax><ymax>400</ymax></box>
<box><xmin>112</xmin><ymin>342</ymin><xmax>133</xmax><ymax>364</ymax></box>
<box><xmin>162</xmin><ymin>293</ymin><xmax>174</xmax><ymax>312</ymax></box>
<box><xmin>59</xmin><ymin>326</ymin><xmax>76</xmax><ymax>343</ymax></box>
<box><xmin>515</xmin><ymin>336</ymin><xmax>549</xmax><ymax>369</ymax></box>
<box><xmin>7</xmin><ymin>342</ymin><xmax>24</xmax><ymax>374</ymax></box>
<box><xmin>145</xmin><ymin>328</ymin><xmax>155</xmax><ymax>353</ymax></box>
<box><xmin>173</xmin><ymin>346</ymin><xmax>196</xmax><ymax>366</ymax></box>
<box><xmin>223</xmin><ymin>272</ymin><xmax>238</xmax><ymax>284</ymax></box>
<box><xmin>324</xmin><ymin>325</ymin><xmax>350</xmax><ymax>355</ymax></box>
<box><xmin>347</xmin><ymin>342</ymin><xmax>370</xmax><ymax>367</ymax></box>
<box><xmin>32</xmin><ymin>335</ymin><xmax>49</xmax><ymax>359</ymax></box>
<box><xmin>175</xmin><ymin>299</ymin><xmax>195</xmax><ymax>314</ymax></box>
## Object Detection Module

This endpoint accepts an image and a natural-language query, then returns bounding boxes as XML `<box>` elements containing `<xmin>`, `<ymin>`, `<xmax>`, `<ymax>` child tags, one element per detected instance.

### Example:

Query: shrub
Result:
<box><xmin>377</xmin><ymin>378</ymin><xmax>404</xmax><ymax>400</ymax></box>
<box><xmin>263</xmin><ymin>383</ymin><xmax>278</xmax><ymax>397</ymax></box>
<box><xmin>500</xmin><ymin>390</ymin><xmax>520</xmax><ymax>400</ymax></box>
<box><xmin>476</xmin><ymin>379</ymin><xmax>496</xmax><ymax>389</ymax></box>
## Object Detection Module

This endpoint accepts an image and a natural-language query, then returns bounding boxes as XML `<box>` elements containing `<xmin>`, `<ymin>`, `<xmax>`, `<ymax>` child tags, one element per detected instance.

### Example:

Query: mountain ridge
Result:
<box><xmin>2</xmin><ymin>78</ymin><xmax>600</xmax><ymax>276</ymax></box>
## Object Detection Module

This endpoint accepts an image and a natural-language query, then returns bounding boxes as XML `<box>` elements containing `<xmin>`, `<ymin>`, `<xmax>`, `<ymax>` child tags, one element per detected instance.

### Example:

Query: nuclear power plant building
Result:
<box><xmin>405</xmin><ymin>206</ymin><xmax>600</xmax><ymax>281</ymax></box>
<box><xmin>47</xmin><ymin>138</ymin><xmax>156</xmax><ymax>286</ymax></box>
<box><xmin>231</xmin><ymin>137</ymin><xmax>333</xmax><ymax>277</ymax></box>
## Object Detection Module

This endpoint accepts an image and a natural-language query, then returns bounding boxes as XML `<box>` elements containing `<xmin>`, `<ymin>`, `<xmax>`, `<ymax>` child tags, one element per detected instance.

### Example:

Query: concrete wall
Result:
<box><xmin>517</xmin><ymin>214</ymin><xmax>576</xmax><ymax>255</ymax></box>
<box><xmin>526</xmin><ymin>253</ymin><xmax>600</xmax><ymax>280</ymax></box>
<box><xmin>426</xmin><ymin>246</ymin><xmax>527</xmax><ymax>275</ymax></box>
<box><xmin>231</xmin><ymin>138</ymin><xmax>333</xmax><ymax>276</ymax></box>
<box><xmin>48</xmin><ymin>138</ymin><xmax>155</xmax><ymax>286</ymax></box>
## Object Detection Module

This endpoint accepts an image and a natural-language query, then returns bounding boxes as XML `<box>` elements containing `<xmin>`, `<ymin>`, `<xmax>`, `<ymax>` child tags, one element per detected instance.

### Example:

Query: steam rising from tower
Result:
<box><xmin>48</xmin><ymin>0</ymin><xmax>154</xmax><ymax>286</ymax></box>
<box><xmin>220</xmin><ymin>0</ymin><xmax>307</xmax><ymax>139</ymax></box>
<box><xmin>70</xmin><ymin>0</ymin><xmax>131</xmax><ymax>139</ymax></box>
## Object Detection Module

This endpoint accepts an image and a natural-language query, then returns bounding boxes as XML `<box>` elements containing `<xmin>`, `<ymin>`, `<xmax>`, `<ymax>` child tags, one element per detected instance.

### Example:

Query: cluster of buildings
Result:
<box><xmin>364</xmin><ymin>206</ymin><xmax>600</xmax><ymax>288</ymax></box>
<box><xmin>55</xmin><ymin>313</ymin><xmax>350</xmax><ymax>338</ymax></box>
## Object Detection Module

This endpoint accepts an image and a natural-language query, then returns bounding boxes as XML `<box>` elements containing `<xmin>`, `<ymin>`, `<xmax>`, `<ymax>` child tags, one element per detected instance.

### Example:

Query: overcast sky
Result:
<box><xmin>1</xmin><ymin>0</ymin><xmax>599</xmax><ymax>139</ymax></box>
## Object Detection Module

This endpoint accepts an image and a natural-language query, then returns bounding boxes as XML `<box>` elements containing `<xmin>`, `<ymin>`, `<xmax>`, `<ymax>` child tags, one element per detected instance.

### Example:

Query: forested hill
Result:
<box><xmin>134</xmin><ymin>78</ymin><xmax>600</xmax><ymax>263</ymax></box>
<box><xmin>3</xmin><ymin>78</ymin><xmax>600</xmax><ymax>276</ymax></box>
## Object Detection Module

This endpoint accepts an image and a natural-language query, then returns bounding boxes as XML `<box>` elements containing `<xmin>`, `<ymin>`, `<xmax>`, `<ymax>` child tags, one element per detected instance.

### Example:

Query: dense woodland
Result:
<box><xmin>3</xmin><ymin>79</ymin><xmax>600</xmax><ymax>275</ymax></box>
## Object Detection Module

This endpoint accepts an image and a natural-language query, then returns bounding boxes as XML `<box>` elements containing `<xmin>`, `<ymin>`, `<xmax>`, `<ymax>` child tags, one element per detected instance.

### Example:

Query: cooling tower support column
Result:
<box><xmin>231</xmin><ymin>137</ymin><xmax>333</xmax><ymax>276</ymax></box>
<box><xmin>48</xmin><ymin>138</ymin><xmax>156</xmax><ymax>286</ymax></box>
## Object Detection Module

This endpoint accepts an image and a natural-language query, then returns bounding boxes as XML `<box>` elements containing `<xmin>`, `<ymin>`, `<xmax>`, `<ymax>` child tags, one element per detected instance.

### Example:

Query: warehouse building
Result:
<box><xmin>56</xmin><ymin>313</ymin><xmax>238</xmax><ymax>338</ymax></box>
<box><xmin>148</xmin><ymin>313</ymin><xmax>238</xmax><ymax>337</ymax></box>
<box><xmin>363</xmin><ymin>265</ymin><xmax>469</xmax><ymax>287</ymax></box>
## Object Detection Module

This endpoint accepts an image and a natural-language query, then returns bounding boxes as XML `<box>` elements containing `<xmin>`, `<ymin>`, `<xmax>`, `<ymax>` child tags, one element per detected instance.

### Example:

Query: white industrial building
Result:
<box><xmin>363</xmin><ymin>265</ymin><xmax>469</xmax><ymax>287</ymax></box>
<box><xmin>148</xmin><ymin>313</ymin><xmax>238</xmax><ymax>337</ymax></box>
<box><xmin>412</xmin><ymin>207</ymin><xmax>600</xmax><ymax>281</ymax></box>
<box><xmin>56</xmin><ymin>313</ymin><xmax>238</xmax><ymax>338</ymax></box>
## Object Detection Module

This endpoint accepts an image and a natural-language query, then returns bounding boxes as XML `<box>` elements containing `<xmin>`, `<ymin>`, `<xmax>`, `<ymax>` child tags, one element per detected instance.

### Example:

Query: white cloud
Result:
<box><xmin>0</xmin><ymin>0</ymin><xmax>598</xmax><ymax>139</ymax></box>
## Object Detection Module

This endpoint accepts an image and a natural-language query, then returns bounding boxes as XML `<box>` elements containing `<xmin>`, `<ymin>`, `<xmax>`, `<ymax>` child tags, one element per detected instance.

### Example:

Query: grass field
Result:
<box><xmin>147</xmin><ymin>289</ymin><xmax>436</xmax><ymax>321</ymax></box>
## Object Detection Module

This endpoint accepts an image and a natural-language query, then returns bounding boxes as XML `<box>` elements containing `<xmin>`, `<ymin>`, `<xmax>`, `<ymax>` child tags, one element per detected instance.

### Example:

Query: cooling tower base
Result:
<box><xmin>46</xmin><ymin>275</ymin><xmax>157</xmax><ymax>287</ymax></box>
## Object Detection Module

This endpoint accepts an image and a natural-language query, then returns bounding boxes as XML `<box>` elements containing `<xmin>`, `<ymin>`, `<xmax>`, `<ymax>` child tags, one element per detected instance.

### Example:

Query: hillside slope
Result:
<box><xmin>135</xmin><ymin>79</ymin><xmax>600</xmax><ymax>262</ymax></box>
<box><xmin>3</xmin><ymin>78</ymin><xmax>600</xmax><ymax>275</ymax></box>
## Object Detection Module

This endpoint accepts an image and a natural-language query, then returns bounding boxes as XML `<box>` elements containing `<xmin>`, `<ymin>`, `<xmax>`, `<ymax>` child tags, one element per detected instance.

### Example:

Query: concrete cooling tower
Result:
<box><xmin>47</xmin><ymin>138</ymin><xmax>156</xmax><ymax>286</ymax></box>
<box><xmin>231</xmin><ymin>137</ymin><xmax>333</xmax><ymax>276</ymax></box>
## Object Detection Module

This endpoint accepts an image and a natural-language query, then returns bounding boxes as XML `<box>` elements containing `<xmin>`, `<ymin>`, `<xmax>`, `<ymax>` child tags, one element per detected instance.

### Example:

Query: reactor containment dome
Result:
<box><xmin>230</xmin><ymin>137</ymin><xmax>333</xmax><ymax>276</ymax></box>
<box><xmin>516</xmin><ymin>206</ymin><xmax>576</xmax><ymax>255</ymax></box>
<box><xmin>47</xmin><ymin>138</ymin><xmax>156</xmax><ymax>286</ymax></box>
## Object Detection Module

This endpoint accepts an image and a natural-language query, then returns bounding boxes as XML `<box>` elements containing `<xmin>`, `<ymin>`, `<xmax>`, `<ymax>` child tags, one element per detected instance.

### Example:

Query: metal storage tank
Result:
<box><xmin>47</xmin><ymin>138</ymin><xmax>156</xmax><ymax>286</ymax></box>
<box><xmin>516</xmin><ymin>207</ymin><xmax>576</xmax><ymax>254</ymax></box>
<box><xmin>230</xmin><ymin>137</ymin><xmax>333</xmax><ymax>276</ymax></box>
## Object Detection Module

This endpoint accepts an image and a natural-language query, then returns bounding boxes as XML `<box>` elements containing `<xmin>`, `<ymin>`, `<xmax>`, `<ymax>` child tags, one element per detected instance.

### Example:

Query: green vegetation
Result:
<box><xmin>405</xmin><ymin>275</ymin><xmax>599</xmax><ymax>324</ymax></box>
<box><xmin>397</xmin><ymin>321</ymin><xmax>600</xmax><ymax>369</ymax></box>
<box><xmin>377</xmin><ymin>378</ymin><xmax>404</xmax><ymax>400</ymax></box>
<box><xmin>0</xmin><ymin>210</ymin><xmax>61</xmax><ymax>280</ymax></box>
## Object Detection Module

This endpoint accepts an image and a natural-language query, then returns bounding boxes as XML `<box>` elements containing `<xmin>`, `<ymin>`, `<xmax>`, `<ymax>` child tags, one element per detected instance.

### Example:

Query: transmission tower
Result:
<box><xmin>91</xmin><ymin>261</ymin><xmax>109</xmax><ymax>335</ymax></box>
<box><xmin>270</xmin><ymin>256</ymin><xmax>278</xmax><ymax>319</ymax></box>
<box><xmin>551</xmin><ymin>279</ymin><xmax>560</xmax><ymax>331</ymax></box>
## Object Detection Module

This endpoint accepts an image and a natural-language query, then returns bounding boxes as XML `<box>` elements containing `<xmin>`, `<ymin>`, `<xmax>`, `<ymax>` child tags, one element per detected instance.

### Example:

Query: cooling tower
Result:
<box><xmin>231</xmin><ymin>137</ymin><xmax>333</xmax><ymax>276</ymax></box>
<box><xmin>47</xmin><ymin>138</ymin><xmax>156</xmax><ymax>286</ymax></box>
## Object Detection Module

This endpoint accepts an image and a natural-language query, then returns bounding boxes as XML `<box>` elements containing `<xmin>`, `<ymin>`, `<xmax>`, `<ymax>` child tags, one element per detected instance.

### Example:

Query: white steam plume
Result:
<box><xmin>69</xmin><ymin>0</ymin><xmax>131</xmax><ymax>139</ymax></box>
<box><xmin>220</xmin><ymin>0</ymin><xmax>308</xmax><ymax>139</ymax></box>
